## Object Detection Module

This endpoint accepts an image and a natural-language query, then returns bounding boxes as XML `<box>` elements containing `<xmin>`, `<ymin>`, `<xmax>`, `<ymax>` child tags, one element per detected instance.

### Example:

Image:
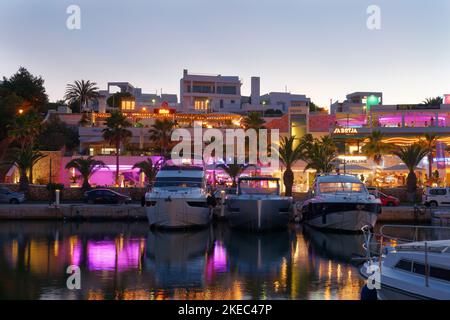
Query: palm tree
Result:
<box><xmin>423</xmin><ymin>97</ymin><xmax>443</xmax><ymax>106</ymax></box>
<box><xmin>301</xmin><ymin>136</ymin><xmax>337</xmax><ymax>174</ymax></box>
<box><xmin>148</xmin><ymin>119</ymin><xmax>176</xmax><ymax>159</ymax></box>
<box><xmin>242</xmin><ymin>112</ymin><xmax>266</xmax><ymax>130</ymax></box>
<box><xmin>64</xmin><ymin>80</ymin><xmax>99</xmax><ymax>112</ymax></box>
<box><xmin>422</xmin><ymin>133</ymin><xmax>438</xmax><ymax>185</ymax></box>
<box><xmin>65</xmin><ymin>156</ymin><xmax>106</xmax><ymax>190</ymax></box>
<box><xmin>132</xmin><ymin>158</ymin><xmax>163</xmax><ymax>188</ymax></box>
<box><xmin>78</xmin><ymin>112</ymin><xmax>91</xmax><ymax>127</ymax></box>
<box><xmin>7</xmin><ymin>147</ymin><xmax>46</xmax><ymax>192</ymax></box>
<box><xmin>216</xmin><ymin>162</ymin><xmax>252</xmax><ymax>187</ymax></box>
<box><xmin>277</xmin><ymin>136</ymin><xmax>303</xmax><ymax>196</ymax></box>
<box><xmin>393</xmin><ymin>143</ymin><xmax>429</xmax><ymax>202</ymax></box>
<box><xmin>361</xmin><ymin>131</ymin><xmax>391</xmax><ymax>166</ymax></box>
<box><xmin>7</xmin><ymin>110</ymin><xmax>42</xmax><ymax>151</ymax></box>
<box><xmin>102</xmin><ymin>111</ymin><xmax>132</xmax><ymax>186</ymax></box>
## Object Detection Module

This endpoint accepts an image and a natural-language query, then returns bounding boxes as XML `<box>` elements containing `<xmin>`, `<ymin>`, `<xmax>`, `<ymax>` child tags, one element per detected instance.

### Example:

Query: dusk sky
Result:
<box><xmin>1</xmin><ymin>0</ymin><xmax>449</xmax><ymax>107</ymax></box>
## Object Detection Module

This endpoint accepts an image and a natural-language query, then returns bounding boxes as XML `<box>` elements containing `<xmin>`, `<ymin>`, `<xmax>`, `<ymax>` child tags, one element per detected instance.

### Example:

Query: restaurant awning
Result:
<box><xmin>383</xmin><ymin>164</ymin><xmax>425</xmax><ymax>171</ymax></box>
<box><xmin>341</xmin><ymin>164</ymin><xmax>372</xmax><ymax>171</ymax></box>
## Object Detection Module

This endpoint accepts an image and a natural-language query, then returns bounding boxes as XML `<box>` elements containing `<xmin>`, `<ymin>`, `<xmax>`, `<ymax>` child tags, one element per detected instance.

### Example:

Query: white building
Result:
<box><xmin>242</xmin><ymin>77</ymin><xmax>311</xmax><ymax>114</ymax></box>
<box><xmin>180</xmin><ymin>69</ymin><xmax>242</xmax><ymax>113</ymax></box>
<box><xmin>330</xmin><ymin>91</ymin><xmax>383</xmax><ymax>115</ymax></box>
<box><xmin>97</xmin><ymin>82</ymin><xmax>178</xmax><ymax>113</ymax></box>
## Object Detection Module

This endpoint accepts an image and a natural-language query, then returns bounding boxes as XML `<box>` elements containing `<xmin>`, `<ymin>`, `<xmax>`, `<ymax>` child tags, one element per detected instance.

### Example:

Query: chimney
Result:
<box><xmin>183</xmin><ymin>69</ymin><xmax>188</xmax><ymax>77</ymax></box>
<box><xmin>251</xmin><ymin>77</ymin><xmax>260</xmax><ymax>106</ymax></box>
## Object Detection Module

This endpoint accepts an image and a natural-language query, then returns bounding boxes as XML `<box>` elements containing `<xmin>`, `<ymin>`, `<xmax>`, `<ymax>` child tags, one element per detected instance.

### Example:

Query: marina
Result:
<box><xmin>0</xmin><ymin>219</ymin><xmax>447</xmax><ymax>300</ymax></box>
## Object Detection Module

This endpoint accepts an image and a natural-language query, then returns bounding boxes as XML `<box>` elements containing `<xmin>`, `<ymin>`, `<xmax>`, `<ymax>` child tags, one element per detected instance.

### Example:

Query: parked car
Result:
<box><xmin>422</xmin><ymin>187</ymin><xmax>450</xmax><ymax>207</ymax></box>
<box><xmin>367</xmin><ymin>187</ymin><xmax>400</xmax><ymax>206</ymax></box>
<box><xmin>0</xmin><ymin>187</ymin><xmax>25</xmax><ymax>204</ymax></box>
<box><xmin>378</xmin><ymin>191</ymin><xmax>400</xmax><ymax>206</ymax></box>
<box><xmin>84</xmin><ymin>189</ymin><xmax>132</xmax><ymax>204</ymax></box>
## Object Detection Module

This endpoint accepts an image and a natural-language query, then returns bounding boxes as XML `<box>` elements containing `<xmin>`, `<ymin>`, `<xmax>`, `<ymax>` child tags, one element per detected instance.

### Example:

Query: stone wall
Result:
<box><xmin>0</xmin><ymin>183</ymin><xmax>146</xmax><ymax>201</ymax></box>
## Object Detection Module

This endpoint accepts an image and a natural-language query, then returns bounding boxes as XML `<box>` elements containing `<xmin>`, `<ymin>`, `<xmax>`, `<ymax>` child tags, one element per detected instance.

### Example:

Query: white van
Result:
<box><xmin>422</xmin><ymin>187</ymin><xmax>450</xmax><ymax>207</ymax></box>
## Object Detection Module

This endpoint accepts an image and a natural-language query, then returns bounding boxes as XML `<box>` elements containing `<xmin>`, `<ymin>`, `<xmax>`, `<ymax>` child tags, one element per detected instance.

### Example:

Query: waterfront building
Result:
<box><xmin>180</xmin><ymin>70</ymin><xmax>311</xmax><ymax>115</ymax></box>
<box><xmin>330</xmin><ymin>92</ymin><xmax>450</xmax><ymax>187</ymax></box>
<box><xmin>96</xmin><ymin>82</ymin><xmax>178</xmax><ymax>113</ymax></box>
<box><xmin>180</xmin><ymin>69</ymin><xmax>242</xmax><ymax>113</ymax></box>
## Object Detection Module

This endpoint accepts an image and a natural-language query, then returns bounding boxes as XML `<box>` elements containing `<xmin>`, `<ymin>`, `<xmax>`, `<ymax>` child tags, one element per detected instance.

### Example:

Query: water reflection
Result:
<box><xmin>145</xmin><ymin>228</ymin><xmax>214</xmax><ymax>289</ymax></box>
<box><xmin>0</xmin><ymin>221</ymin><xmax>371</xmax><ymax>300</ymax></box>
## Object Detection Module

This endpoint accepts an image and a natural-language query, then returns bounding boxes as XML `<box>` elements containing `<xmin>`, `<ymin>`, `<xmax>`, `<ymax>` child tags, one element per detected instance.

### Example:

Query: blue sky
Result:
<box><xmin>0</xmin><ymin>0</ymin><xmax>449</xmax><ymax>107</ymax></box>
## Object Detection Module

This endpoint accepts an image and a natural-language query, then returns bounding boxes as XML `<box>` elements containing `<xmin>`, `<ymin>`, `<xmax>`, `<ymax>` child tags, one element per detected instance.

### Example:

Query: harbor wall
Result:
<box><xmin>0</xmin><ymin>184</ymin><xmax>146</xmax><ymax>201</ymax></box>
<box><xmin>0</xmin><ymin>204</ymin><xmax>147</xmax><ymax>220</ymax></box>
<box><xmin>0</xmin><ymin>203</ymin><xmax>434</xmax><ymax>223</ymax></box>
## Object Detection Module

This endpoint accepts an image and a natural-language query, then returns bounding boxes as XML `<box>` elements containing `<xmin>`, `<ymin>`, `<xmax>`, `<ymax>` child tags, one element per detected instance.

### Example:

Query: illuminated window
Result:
<box><xmin>194</xmin><ymin>99</ymin><xmax>209</xmax><ymax>110</ymax></box>
<box><xmin>121</xmin><ymin>99</ymin><xmax>135</xmax><ymax>111</ymax></box>
<box><xmin>100</xmin><ymin>148</ymin><xmax>117</xmax><ymax>155</ymax></box>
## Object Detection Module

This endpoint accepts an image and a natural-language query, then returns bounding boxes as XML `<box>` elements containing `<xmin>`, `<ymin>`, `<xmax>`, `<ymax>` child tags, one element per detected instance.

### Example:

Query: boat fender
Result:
<box><xmin>165</xmin><ymin>196</ymin><xmax>172</xmax><ymax>202</ymax></box>
<box><xmin>360</xmin><ymin>284</ymin><xmax>378</xmax><ymax>300</ymax></box>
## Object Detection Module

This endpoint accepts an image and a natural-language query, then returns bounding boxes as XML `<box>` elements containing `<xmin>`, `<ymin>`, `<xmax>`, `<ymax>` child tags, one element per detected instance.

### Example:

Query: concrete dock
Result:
<box><xmin>0</xmin><ymin>203</ymin><xmax>435</xmax><ymax>223</ymax></box>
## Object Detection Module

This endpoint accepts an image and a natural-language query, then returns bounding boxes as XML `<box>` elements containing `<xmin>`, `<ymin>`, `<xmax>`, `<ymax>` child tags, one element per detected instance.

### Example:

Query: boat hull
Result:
<box><xmin>303</xmin><ymin>202</ymin><xmax>381</xmax><ymax>232</ymax></box>
<box><xmin>226</xmin><ymin>198</ymin><xmax>292</xmax><ymax>231</ymax></box>
<box><xmin>146</xmin><ymin>198</ymin><xmax>212</xmax><ymax>229</ymax></box>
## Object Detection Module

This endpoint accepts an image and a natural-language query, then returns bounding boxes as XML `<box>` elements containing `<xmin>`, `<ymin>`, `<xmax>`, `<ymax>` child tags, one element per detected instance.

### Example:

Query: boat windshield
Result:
<box><xmin>319</xmin><ymin>182</ymin><xmax>366</xmax><ymax>194</ymax></box>
<box><xmin>154</xmin><ymin>177</ymin><xmax>203</xmax><ymax>188</ymax></box>
<box><xmin>239</xmin><ymin>180</ymin><xmax>279</xmax><ymax>195</ymax></box>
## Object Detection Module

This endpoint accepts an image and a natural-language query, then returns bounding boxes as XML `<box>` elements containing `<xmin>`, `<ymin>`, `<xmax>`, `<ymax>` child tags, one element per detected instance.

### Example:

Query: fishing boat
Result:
<box><xmin>144</xmin><ymin>165</ymin><xmax>213</xmax><ymax>228</ymax></box>
<box><xmin>225</xmin><ymin>176</ymin><xmax>292</xmax><ymax>231</ymax></box>
<box><xmin>300</xmin><ymin>174</ymin><xmax>382</xmax><ymax>232</ymax></box>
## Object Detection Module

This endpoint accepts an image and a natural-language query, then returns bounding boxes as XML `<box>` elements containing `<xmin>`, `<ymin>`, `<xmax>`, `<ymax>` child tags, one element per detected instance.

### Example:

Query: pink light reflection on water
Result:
<box><xmin>71</xmin><ymin>241</ymin><xmax>82</xmax><ymax>266</ymax></box>
<box><xmin>87</xmin><ymin>239</ymin><xmax>142</xmax><ymax>272</ymax></box>
<box><xmin>205</xmin><ymin>241</ymin><xmax>228</xmax><ymax>281</ymax></box>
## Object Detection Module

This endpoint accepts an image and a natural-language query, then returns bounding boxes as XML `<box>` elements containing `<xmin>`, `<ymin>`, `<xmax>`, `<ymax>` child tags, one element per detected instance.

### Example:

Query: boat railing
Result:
<box><xmin>361</xmin><ymin>224</ymin><xmax>450</xmax><ymax>256</ymax></box>
<box><xmin>360</xmin><ymin>225</ymin><xmax>450</xmax><ymax>287</ymax></box>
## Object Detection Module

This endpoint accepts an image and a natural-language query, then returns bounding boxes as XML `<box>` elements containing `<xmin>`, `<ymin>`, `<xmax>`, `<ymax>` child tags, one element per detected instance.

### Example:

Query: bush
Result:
<box><xmin>46</xmin><ymin>183</ymin><xmax>64</xmax><ymax>191</ymax></box>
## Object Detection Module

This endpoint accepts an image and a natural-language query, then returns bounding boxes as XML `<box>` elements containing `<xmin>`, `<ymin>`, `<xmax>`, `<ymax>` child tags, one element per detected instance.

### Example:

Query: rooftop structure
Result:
<box><xmin>180</xmin><ymin>69</ymin><xmax>242</xmax><ymax>113</ymax></box>
<box><xmin>97</xmin><ymin>82</ymin><xmax>178</xmax><ymax>113</ymax></box>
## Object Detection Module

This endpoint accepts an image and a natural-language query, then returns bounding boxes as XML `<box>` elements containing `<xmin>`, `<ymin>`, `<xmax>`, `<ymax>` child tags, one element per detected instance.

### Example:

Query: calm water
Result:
<box><xmin>0</xmin><ymin>221</ymin><xmax>373</xmax><ymax>300</ymax></box>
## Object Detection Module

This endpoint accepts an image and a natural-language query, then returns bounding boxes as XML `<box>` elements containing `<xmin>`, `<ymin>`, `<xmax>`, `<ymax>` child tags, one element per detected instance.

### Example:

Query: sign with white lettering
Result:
<box><xmin>333</xmin><ymin>127</ymin><xmax>358</xmax><ymax>134</ymax></box>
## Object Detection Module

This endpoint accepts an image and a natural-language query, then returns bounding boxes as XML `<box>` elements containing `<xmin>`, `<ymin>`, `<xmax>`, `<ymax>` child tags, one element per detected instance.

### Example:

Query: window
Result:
<box><xmin>319</xmin><ymin>182</ymin><xmax>365</xmax><ymax>194</ymax></box>
<box><xmin>395</xmin><ymin>259</ymin><xmax>412</xmax><ymax>272</ymax></box>
<box><xmin>100</xmin><ymin>148</ymin><xmax>117</xmax><ymax>155</ymax></box>
<box><xmin>430</xmin><ymin>188</ymin><xmax>446</xmax><ymax>195</ymax></box>
<box><xmin>217</xmin><ymin>86</ymin><xmax>237</xmax><ymax>95</ymax></box>
<box><xmin>120</xmin><ymin>99</ymin><xmax>135</xmax><ymax>111</ymax></box>
<box><xmin>194</xmin><ymin>99</ymin><xmax>209</xmax><ymax>110</ymax></box>
<box><xmin>220</xmin><ymin>100</ymin><xmax>224</xmax><ymax>108</ymax></box>
<box><xmin>395</xmin><ymin>259</ymin><xmax>450</xmax><ymax>282</ymax></box>
<box><xmin>154</xmin><ymin>177</ymin><xmax>203</xmax><ymax>188</ymax></box>
<box><xmin>192</xmin><ymin>86</ymin><xmax>214</xmax><ymax>94</ymax></box>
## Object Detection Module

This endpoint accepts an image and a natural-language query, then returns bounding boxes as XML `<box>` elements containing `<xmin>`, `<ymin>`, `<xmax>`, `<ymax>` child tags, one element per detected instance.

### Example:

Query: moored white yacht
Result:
<box><xmin>300</xmin><ymin>174</ymin><xmax>382</xmax><ymax>232</ymax></box>
<box><xmin>144</xmin><ymin>165</ymin><xmax>213</xmax><ymax>228</ymax></box>
<box><xmin>360</xmin><ymin>225</ymin><xmax>450</xmax><ymax>300</ymax></box>
<box><xmin>226</xmin><ymin>177</ymin><xmax>292</xmax><ymax>231</ymax></box>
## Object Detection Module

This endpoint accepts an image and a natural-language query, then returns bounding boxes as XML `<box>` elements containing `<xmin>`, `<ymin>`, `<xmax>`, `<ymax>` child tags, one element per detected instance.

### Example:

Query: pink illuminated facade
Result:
<box><xmin>60</xmin><ymin>155</ymin><xmax>162</xmax><ymax>187</ymax></box>
<box><xmin>328</xmin><ymin>92</ymin><xmax>450</xmax><ymax>186</ymax></box>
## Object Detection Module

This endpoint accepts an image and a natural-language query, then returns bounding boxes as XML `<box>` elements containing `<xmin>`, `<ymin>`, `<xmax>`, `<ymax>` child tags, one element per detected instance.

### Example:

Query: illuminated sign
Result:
<box><xmin>337</xmin><ymin>155</ymin><xmax>367</xmax><ymax>164</ymax></box>
<box><xmin>154</xmin><ymin>108</ymin><xmax>175</xmax><ymax>114</ymax></box>
<box><xmin>333</xmin><ymin>127</ymin><xmax>358</xmax><ymax>134</ymax></box>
